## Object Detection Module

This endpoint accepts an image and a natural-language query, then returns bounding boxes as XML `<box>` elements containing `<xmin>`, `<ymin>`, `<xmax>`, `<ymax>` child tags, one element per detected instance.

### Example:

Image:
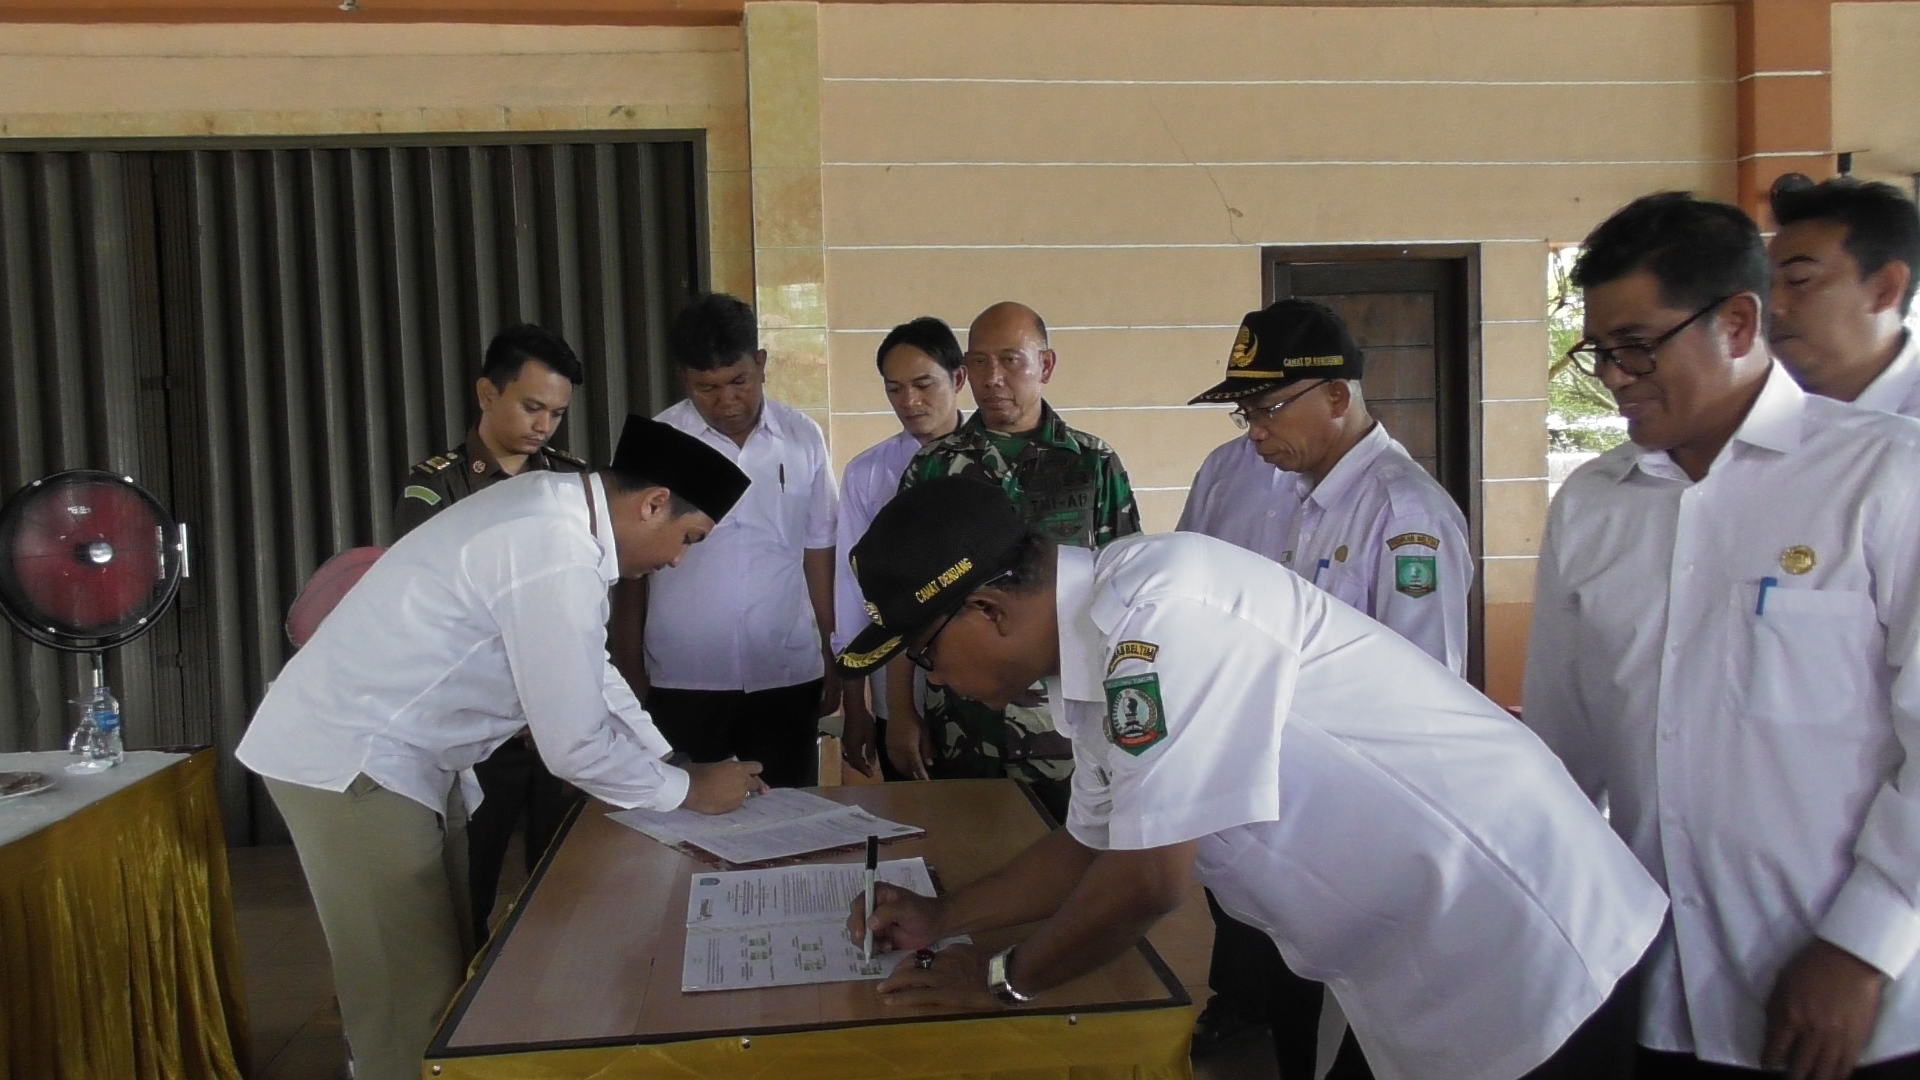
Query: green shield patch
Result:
<box><xmin>1103</xmin><ymin>672</ymin><xmax>1168</xmax><ymax>756</ymax></box>
<box><xmin>1395</xmin><ymin>554</ymin><xmax>1437</xmax><ymax>598</ymax></box>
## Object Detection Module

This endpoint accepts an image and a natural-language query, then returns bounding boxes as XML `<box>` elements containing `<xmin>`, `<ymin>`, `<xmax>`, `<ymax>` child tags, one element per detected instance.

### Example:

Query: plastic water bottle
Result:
<box><xmin>90</xmin><ymin>685</ymin><xmax>124</xmax><ymax>766</ymax></box>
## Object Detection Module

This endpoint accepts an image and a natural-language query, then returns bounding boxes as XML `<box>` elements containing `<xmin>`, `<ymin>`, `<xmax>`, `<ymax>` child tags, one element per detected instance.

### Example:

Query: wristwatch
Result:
<box><xmin>987</xmin><ymin>946</ymin><xmax>1034</xmax><ymax>1005</ymax></box>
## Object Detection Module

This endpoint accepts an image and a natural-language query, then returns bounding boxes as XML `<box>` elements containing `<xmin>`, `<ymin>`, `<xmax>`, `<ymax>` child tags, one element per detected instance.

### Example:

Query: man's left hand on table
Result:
<box><xmin>876</xmin><ymin>942</ymin><xmax>1000</xmax><ymax>1010</ymax></box>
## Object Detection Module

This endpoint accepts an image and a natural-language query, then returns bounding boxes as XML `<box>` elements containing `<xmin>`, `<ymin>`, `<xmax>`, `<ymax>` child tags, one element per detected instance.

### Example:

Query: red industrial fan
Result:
<box><xmin>0</xmin><ymin>470</ymin><xmax>189</xmax><ymax>768</ymax></box>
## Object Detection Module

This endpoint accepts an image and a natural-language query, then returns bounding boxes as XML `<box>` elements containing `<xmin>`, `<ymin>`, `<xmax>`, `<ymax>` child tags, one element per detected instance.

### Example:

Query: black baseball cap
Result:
<box><xmin>1188</xmin><ymin>299</ymin><xmax>1364</xmax><ymax>404</ymax></box>
<box><xmin>835</xmin><ymin>476</ymin><xmax>1028</xmax><ymax>676</ymax></box>
<box><xmin>608</xmin><ymin>415</ymin><xmax>751</xmax><ymax>522</ymax></box>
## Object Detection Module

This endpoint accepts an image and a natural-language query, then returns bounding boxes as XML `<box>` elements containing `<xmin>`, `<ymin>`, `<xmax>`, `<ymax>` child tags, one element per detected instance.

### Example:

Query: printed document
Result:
<box><xmin>680</xmin><ymin>857</ymin><xmax>964</xmax><ymax>992</ymax></box>
<box><xmin>609</xmin><ymin>788</ymin><xmax>922</xmax><ymax>865</ymax></box>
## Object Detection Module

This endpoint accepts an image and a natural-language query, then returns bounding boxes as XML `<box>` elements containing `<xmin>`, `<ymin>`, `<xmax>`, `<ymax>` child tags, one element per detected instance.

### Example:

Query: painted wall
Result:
<box><xmin>1832</xmin><ymin>1</ymin><xmax>1920</xmax><ymax>184</ymax></box>
<box><xmin>0</xmin><ymin>23</ymin><xmax>756</xmax><ymax>300</ymax></box>
<box><xmin>806</xmin><ymin>2</ymin><xmax>1738</xmax><ymax>702</ymax></box>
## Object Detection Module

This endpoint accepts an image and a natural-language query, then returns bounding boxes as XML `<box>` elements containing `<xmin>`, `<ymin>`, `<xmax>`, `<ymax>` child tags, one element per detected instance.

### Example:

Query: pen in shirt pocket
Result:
<box><xmin>1756</xmin><ymin>576</ymin><xmax>1778</xmax><ymax>615</ymax></box>
<box><xmin>779</xmin><ymin>463</ymin><xmax>786</xmax><ymax>491</ymax></box>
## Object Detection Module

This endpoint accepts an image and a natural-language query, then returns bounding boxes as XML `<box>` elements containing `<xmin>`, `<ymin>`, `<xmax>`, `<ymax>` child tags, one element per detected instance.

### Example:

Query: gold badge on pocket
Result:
<box><xmin>1780</xmin><ymin>545</ymin><xmax>1816</xmax><ymax>575</ymax></box>
<box><xmin>1334</xmin><ymin>545</ymin><xmax>1348</xmax><ymax>563</ymax></box>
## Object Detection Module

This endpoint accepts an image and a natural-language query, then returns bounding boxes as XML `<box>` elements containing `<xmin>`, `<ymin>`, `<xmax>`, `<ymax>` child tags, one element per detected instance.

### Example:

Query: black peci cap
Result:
<box><xmin>608</xmin><ymin>415</ymin><xmax>751</xmax><ymax>522</ymax></box>
<box><xmin>1188</xmin><ymin>299</ymin><xmax>1364</xmax><ymax>404</ymax></box>
<box><xmin>835</xmin><ymin>476</ymin><xmax>1028</xmax><ymax>676</ymax></box>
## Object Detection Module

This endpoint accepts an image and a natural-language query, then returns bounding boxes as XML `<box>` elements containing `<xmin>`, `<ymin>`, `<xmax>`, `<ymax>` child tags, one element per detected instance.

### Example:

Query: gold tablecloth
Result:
<box><xmin>0</xmin><ymin>748</ymin><xmax>250</xmax><ymax>1080</ymax></box>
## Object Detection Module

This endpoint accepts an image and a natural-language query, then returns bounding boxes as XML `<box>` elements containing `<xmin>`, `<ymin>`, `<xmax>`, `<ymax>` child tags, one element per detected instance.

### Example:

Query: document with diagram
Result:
<box><xmin>679</xmin><ymin>856</ymin><xmax>965</xmax><ymax>992</ymax></box>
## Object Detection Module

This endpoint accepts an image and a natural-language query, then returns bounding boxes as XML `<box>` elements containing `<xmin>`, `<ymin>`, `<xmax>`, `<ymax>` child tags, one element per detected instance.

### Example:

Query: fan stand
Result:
<box><xmin>0</xmin><ymin>470</ymin><xmax>188</xmax><ymax>767</ymax></box>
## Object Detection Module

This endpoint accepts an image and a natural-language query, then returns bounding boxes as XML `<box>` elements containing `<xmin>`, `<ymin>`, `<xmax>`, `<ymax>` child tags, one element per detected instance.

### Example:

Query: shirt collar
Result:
<box><xmin>1054</xmin><ymin>545</ymin><xmax>1103</xmax><ymax>703</ymax></box>
<box><xmin>1299</xmin><ymin>422</ymin><xmax>1390</xmax><ymax>506</ymax></box>
<box><xmin>955</xmin><ymin>400</ymin><xmax>1080</xmax><ymax>452</ymax></box>
<box><xmin>1851</xmin><ymin>329</ymin><xmax>1919</xmax><ymax>414</ymax></box>
<box><xmin>1625</xmin><ymin>361</ymin><xmax>1802</xmax><ymax>483</ymax></box>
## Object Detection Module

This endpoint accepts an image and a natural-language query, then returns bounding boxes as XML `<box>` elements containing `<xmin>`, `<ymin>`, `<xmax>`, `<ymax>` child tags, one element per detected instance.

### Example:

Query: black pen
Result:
<box><xmin>779</xmin><ymin>463</ymin><xmax>786</xmax><ymax>491</ymax></box>
<box><xmin>863</xmin><ymin>834</ymin><xmax>878</xmax><ymax>965</ymax></box>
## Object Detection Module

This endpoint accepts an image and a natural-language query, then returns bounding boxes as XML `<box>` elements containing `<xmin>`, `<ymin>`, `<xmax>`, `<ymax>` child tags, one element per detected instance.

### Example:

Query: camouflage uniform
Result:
<box><xmin>897</xmin><ymin>402</ymin><xmax>1141</xmax><ymax>819</ymax></box>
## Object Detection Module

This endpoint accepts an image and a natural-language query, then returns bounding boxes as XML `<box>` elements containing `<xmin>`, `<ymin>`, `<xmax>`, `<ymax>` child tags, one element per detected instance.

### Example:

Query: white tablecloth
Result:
<box><xmin>0</xmin><ymin>749</ymin><xmax>189</xmax><ymax>847</ymax></box>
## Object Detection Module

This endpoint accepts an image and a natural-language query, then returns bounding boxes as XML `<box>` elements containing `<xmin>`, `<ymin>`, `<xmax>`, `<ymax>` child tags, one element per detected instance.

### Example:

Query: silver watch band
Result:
<box><xmin>988</xmin><ymin>945</ymin><xmax>1033</xmax><ymax>1005</ymax></box>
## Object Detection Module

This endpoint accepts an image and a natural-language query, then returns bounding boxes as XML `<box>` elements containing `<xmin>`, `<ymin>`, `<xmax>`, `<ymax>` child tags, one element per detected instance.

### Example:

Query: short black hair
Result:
<box><xmin>668</xmin><ymin>293</ymin><xmax>760</xmax><ymax>372</ymax></box>
<box><xmin>482</xmin><ymin>323</ymin><xmax>583</xmax><ymax>388</ymax></box>
<box><xmin>1771</xmin><ymin>178</ymin><xmax>1920</xmax><ymax>315</ymax></box>
<box><xmin>980</xmin><ymin>529</ymin><xmax>1056</xmax><ymax>596</ymax></box>
<box><xmin>1572</xmin><ymin>192</ymin><xmax>1771</xmax><ymax>313</ymax></box>
<box><xmin>875</xmin><ymin>317</ymin><xmax>964</xmax><ymax>374</ymax></box>
<box><xmin>601</xmin><ymin>469</ymin><xmax>700</xmax><ymax>516</ymax></box>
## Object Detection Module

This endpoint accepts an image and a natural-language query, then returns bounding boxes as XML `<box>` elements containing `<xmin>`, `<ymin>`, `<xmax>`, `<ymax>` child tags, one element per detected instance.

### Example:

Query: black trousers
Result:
<box><xmin>1637</xmin><ymin>1049</ymin><xmax>1920</xmax><ymax>1079</ymax></box>
<box><xmin>647</xmin><ymin>680</ymin><xmax>823</xmax><ymax>788</ymax></box>
<box><xmin>467</xmin><ymin>735</ymin><xmax>580</xmax><ymax>945</ymax></box>
<box><xmin>1206</xmin><ymin>889</ymin><xmax>1642</xmax><ymax>1080</ymax></box>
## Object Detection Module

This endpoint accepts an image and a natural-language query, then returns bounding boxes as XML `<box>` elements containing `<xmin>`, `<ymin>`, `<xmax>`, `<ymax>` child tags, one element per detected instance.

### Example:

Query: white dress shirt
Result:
<box><xmin>1175</xmin><ymin>436</ymin><xmax>1296</xmax><ymax>561</ymax></box>
<box><xmin>1054</xmin><ymin>535</ymin><xmax>1666</xmax><ymax>1080</ymax></box>
<box><xmin>1525</xmin><ymin>363</ymin><xmax>1920</xmax><ymax>1066</ymax></box>
<box><xmin>1280</xmin><ymin>424</ymin><xmax>1471</xmax><ymax>674</ymax></box>
<box><xmin>236</xmin><ymin>472</ymin><xmax>688</xmax><ymax>816</ymax></box>
<box><xmin>833</xmin><ymin>430</ymin><xmax>923</xmax><ymax>719</ymax></box>
<box><xmin>1850</xmin><ymin>329</ymin><xmax>1920</xmax><ymax>418</ymax></box>
<box><xmin>646</xmin><ymin>398</ymin><xmax>838</xmax><ymax>692</ymax></box>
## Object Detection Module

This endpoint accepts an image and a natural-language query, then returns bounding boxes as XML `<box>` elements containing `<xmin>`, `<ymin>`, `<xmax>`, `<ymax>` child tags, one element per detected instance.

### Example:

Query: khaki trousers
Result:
<box><xmin>267</xmin><ymin>775</ymin><xmax>472</xmax><ymax>1080</ymax></box>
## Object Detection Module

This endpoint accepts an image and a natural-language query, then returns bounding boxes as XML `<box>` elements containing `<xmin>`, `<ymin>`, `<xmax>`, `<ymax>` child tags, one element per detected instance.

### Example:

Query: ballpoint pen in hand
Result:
<box><xmin>863</xmin><ymin>834</ymin><xmax>878</xmax><ymax>966</ymax></box>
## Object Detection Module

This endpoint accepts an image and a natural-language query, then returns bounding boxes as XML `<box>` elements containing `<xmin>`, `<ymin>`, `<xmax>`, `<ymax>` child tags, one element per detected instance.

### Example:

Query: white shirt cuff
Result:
<box><xmin>647</xmin><ymin>763</ymin><xmax>692</xmax><ymax>813</ymax></box>
<box><xmin>1817</xmin><ymin>867</ymin><xmax>1920</xmax><ymax>979</ymax></box>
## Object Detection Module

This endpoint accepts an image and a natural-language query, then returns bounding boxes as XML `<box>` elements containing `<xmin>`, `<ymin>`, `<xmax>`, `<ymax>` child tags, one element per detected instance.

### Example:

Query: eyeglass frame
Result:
<box><xmin>1229</xmin><ymin>379</ymin><xmax>1331</xmax><ymax>431</ymax></box>
<box><xmin>902</xmin><ymin>569</ymin><xmax>1016</xmax><ymax>672</ymax></box>
<box><xmin>1565</xmin><ymin>294</ymin><xmax>1738</xmax><ymax>380</ymax></box>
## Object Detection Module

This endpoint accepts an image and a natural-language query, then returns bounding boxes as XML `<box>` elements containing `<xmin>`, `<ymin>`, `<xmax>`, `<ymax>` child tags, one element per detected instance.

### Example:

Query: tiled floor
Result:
<box><xmin>229</xmin><ymin>835</ymin><xmax>1275</xmax><ymax>1080</ymax></box>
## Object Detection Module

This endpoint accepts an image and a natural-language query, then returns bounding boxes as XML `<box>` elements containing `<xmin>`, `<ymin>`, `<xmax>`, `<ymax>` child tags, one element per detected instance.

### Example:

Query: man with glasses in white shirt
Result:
<box><xmin>237</xmin><ymin>416</ymin><xmax>767</xmax><ymax>1080</ymax></box>
<box><xmin>1527</xmin><ymin>191</ymin><xmax>1920</xmax><ymax>1080</ymax></box>
<box><xmin>837</xmin><ymin>476</ymin><xmax>1664</xmax><ymax>1080</ymax></box>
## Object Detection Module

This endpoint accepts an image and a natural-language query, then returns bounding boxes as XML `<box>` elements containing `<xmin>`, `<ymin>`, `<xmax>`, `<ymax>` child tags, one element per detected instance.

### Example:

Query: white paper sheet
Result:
<box><xmin>609</xmin><ymin>788</ymin><xmax>922</xmax><ymax>865</ymax></box>
<box><xmin>679</xmin><ymin>857</ymin><xmax>966</xmax><ymax>992</ymax></box>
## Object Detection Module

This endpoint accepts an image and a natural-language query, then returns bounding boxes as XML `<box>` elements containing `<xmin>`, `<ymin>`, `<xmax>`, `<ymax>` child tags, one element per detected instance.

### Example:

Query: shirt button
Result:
<box><xmin>1683</xmin><ymin>563</ymin><xmax>1695</xmax><ymax>574</ymax></box>
<box><xmin>1266</xmin><ymin>511</ymin><xmax>1276</xmax><ymax>519</ymax></box>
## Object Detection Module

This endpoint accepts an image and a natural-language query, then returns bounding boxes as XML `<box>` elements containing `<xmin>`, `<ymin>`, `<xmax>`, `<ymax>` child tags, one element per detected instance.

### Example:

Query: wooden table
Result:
<box><xmin>425</xmin><ymin>779</ymin><xmax>1192</xmax><ymax>1080</ymax></box>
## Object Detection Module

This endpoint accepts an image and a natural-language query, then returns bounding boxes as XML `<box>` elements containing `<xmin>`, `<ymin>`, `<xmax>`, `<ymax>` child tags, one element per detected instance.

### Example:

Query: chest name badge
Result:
<box><xmin>1107</xmin><ymin>639</ymin><xmax>1160</xmax><ymax>676</ymax></box>
<box><xmin>1395</xmin><ymin>554</ymin><xmax>1437</xmax><ymax>598</ymax></box>
<box><xmin>1104</xmin><ymin>673</ymin><xmax>1168</xmax><ymax>756</ymax></box>
<box><xmin>1780</xmin><ymin>545</ymin><xmax>1816</xmax><ymax>575</ymax></box>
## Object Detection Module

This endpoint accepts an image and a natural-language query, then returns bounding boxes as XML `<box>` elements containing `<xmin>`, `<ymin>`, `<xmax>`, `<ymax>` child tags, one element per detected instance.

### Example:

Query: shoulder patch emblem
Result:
<box><xmin>413</xmin><ymin>451</ymin><xmax>462</xmax><ymax>477</ymax></box>
<box><xmin>1106</xmin><ymin>639</ymin><xmax>1159</xmax><ymax>676</ymax></box>
<box><xmin>1386</xmin><ymin>532</ymin><xmax>1440</xmax><ymax>551</ymax></box>
<box><xmin>545</xmin><ymin>446</ymin><xmax>587</xmax><ymax>470</ymax></box>
<box><xmin>1395</xmin><ymin>554</ymin><xmax>1437</xmax><ymax>598</ymax></box>
<box><xmin>403</xmin><ymin>485</ymin><xmax>442</xmax><ymax>507</ymax></box>
<box><xmin>1104</xmin><ymin>673</ymin><xmax>1168</xmax><ymax>756</ymax></box>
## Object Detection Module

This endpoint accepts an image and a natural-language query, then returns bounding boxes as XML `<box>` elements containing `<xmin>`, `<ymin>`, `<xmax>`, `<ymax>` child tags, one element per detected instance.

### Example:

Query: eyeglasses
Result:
<box><xmin>1566</xmin><ymin>295</ymin><xmax>1736</xmax><ymax>379</ymax></box>
<box><xmin>901</xmin><ymin>570</ymin><xmax>1014</xmax><ymax>672</ymax></box>
<box><xmin>902</xmin><ymin>608</ymin><xmax>959</xmax><ymax>672</ymax></box>
<box><xmin>1230</xmin><ymin>380</ymin><xmax>1329</xmax><ymax>430</ymax></box>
